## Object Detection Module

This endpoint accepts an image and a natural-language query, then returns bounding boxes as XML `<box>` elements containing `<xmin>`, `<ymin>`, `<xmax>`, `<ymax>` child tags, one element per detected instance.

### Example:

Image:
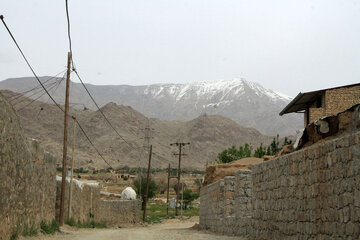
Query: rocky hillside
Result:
<box><xmin>1</xmin><ymin>90</ymin><xmax>273</xmax><ymax>170</ymax></box>
<box><xmin>0</xmin><ymin>77</ymin><xmax>302</xmax><ymax>136</ymax></box>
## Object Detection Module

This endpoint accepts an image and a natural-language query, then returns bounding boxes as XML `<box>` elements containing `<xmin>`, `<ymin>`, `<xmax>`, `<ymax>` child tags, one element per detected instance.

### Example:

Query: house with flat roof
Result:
<box><xmin>279</xmin><ymin>83</ymin><xmax>360</xmax><ymax>127</ymax></box>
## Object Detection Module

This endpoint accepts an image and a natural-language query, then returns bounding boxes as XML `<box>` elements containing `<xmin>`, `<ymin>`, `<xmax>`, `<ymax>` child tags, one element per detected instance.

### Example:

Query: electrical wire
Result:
<box><xmin>0</xmin><ymin>14</ymin><xmax>114</xmax><ymax>169</ymax></box>
<box><xmin>15</xmin><ymin>77</ymin><xmax>64</xmax><ymax>111</ymax></box>
<box><xmin>64</xmin><ymin>0</ymin><xmax>138</xmax><ymax>151</ymax></box>
<box><xmin>7</xmin><ymin>69</ymin><xmax>67</xmax><ymax>102</ymax></box>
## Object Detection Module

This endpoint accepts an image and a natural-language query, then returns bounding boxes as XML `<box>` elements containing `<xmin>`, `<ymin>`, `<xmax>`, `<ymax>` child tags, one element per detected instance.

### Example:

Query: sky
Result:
<box><xmin>1</xmin><ymin>0</ymin><xmax>360</xmax><ymax>96</ymax></box>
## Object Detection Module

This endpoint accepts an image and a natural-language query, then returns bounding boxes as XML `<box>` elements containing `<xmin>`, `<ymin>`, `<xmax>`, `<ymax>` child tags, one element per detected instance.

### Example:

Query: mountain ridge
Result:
<box><xmin>0</xmin><ymin>76</ymin><xmax>302</xmax><ymax>136</ymax></box>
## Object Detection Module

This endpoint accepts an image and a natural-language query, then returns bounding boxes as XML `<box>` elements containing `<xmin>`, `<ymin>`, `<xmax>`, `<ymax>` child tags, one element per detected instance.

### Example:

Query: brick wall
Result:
<box><xmin>0</xmin><ymin>93</ymin><xmax>57</xmax><ymax>240</ymax></box>
<box><xmin>309</xmin><ymin>85</ymin><xmax>360</xmax><ymax>123</ymax></box>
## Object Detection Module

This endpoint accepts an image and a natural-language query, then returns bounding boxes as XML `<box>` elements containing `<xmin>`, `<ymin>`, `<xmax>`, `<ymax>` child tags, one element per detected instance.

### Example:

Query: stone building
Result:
<box><xmin>279</xmin><ymin>83</ymin><xmax>360</xmax><ymax>127</ymax></box>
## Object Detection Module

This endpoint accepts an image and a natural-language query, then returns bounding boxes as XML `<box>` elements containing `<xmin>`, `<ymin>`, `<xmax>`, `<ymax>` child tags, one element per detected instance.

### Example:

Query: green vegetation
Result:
<box><xmin>217</xmin><ymin>135</ymin><xmax>293</xmax><ymax>163</ymax></box>
<box><xmin>9</xmin><ymin>225</ymin><xmax>20</xmax><ymax>240</ymax></box>
<box><xmin>22</xmin><ymin>224</ymin><xmax>38</xmax><ymax>237</ymax></box>
<box><xmin>134</xmin><ymin>178</ymin><xmax>158</xmax><ymax>200</ymax></box>
<box><xmin>182</xmin><ymin>189</ymin><xmax>200</xmax><ymax>209</ymax></box>
<box><xmin>40</xmin><ymin>220</ymin><xmax>60</xmax><ymax>235</ymax></box>
<box><xmin>143</xmin><ymin>202</ymin><xmax>199</xmax><ymax>224</ymax></box>
<box><xmin>74</xmin><ymin>167</ymin><xmax>89</xmax><ymax>174</ymax></box>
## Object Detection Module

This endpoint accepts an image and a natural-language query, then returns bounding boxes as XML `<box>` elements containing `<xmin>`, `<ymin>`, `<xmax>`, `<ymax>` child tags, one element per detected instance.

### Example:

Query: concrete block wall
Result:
<box><xmin>94</xmin><ymin>200</ymin><xmax>141</xmax><ymax>226</ymax></box>
<box><xmin>0</xmin><ymin>93</ymin><xmax>57</xmax><ymax>240</ymax></box>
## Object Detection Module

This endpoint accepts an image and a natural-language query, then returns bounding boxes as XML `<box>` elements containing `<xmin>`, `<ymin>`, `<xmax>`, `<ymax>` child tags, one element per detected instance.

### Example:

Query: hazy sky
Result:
<box><xmin>1</xmin><ymin>0</ymin><xmax>359</xmax><ymax>96</ymax></box>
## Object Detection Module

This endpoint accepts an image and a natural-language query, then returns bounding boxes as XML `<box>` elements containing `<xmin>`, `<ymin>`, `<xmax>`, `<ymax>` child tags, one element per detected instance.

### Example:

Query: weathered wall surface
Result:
<box><xmin>200</xmin><ymin>107</ymin><xmax>360</xmax><ymax>239</ymax></box>
<box><xmin>309</xmin><ymin>85</ymin><xmax>360</xmax><ymax>123</ymax></box>
<box><xmin>55</xmin><ymin>177</ymin><xmax>141</xmax><ymax>226</ymax></box>
<box><xmin>94</xmin><ymin>200</ymin><xmax>141</xmax><ymax>226</ymax></box>
<box><xmin>200</xmin><ymin>173</ymin><xmax>251</xmax><ymax>236</ymax></box>
<box><xmin>0</xmin><ymin>93</ymin><xmax>57</xmax><ymax>240</ymax></box>
<box><xmin>251</xmin><ymin>131</ymin><xmax>360</xmax><ymax>239</ymax></box>
<box><xmin>55</xmin><ymin>177</ymin><xmax>100</xmax><ymax>223</ymax></box>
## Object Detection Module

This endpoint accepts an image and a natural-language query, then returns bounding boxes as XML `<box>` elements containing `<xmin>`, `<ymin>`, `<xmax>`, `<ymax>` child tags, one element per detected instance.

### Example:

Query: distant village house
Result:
<box><xmin>280</xmin><ymin>83</ymin><xmax>360</xmax><ymax>127</ymax></box>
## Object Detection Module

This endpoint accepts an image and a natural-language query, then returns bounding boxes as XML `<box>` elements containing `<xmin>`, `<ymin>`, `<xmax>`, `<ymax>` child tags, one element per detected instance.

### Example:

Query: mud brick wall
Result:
<box><xmin>94</xmin><ymin>200</ymin><xmax>141</xmax><ymax>226</ymax></box>
<box><xmin>55</xmin><ymin>177</ymin><xmax>101</xmax><ymax>223</ymax></box>
<box><xmin>251</xmin><ymin>131</ymin><xmax>360</xmax><ymax>239</ymax></box>
<box><xmin>0</xmin><ymin>93</ymin><xmax>57</xmax><ymax>240</ymax></box>
<box><xmin>309</xmin><ymin>85</ymin><xmax>360</xmax><ymax>123</ymax></box>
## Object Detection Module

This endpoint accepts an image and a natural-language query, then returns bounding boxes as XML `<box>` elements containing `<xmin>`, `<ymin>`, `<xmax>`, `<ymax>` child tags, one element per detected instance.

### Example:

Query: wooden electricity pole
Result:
<box><xmin>68</xmin><ymin>116</ymin><xmax>77</xmax><ymax>220</ymax></box>
<box><xmin>166</xmin><ymin>163</ymin><xmax>170</xmax><ymax>217</ymax></box>
<box><xmin>143</xmin><ymin>145</ymin><xmax>153</xmax><ymax>222</ymax></box>
<box><xmin>170</xmin><ymin>142</ymin><xmax>190</xmax><ymax>216</ymax></box>
<box><xmin>59</xmin><ymin>51</ymin><xmax>72</xmax><ymax>226</ymax></box>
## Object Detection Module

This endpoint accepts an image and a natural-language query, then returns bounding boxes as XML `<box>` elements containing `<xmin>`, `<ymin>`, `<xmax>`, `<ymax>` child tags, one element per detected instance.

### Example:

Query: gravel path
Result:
<box><xmin>22</xmin><ymin>218</ymin><xmax>245</xmax><ymax>240</ymax></box>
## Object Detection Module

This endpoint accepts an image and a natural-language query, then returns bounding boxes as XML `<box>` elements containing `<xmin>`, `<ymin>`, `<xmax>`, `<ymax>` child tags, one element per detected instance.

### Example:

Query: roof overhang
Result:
<box><xmin>279</xmin><ymin>90</ymin><xmax>324</xmax><ymax>116</ymax></box>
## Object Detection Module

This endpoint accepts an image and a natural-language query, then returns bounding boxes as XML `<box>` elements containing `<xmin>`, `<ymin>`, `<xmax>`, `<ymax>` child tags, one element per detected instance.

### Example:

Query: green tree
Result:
<box><xmin>182</xmin><ymin>189</ymin><xmax>200</xmax><ymax>209</ymax></box>
<box><xmin>216</xmin><ymin>143</ymin><xmax>254</xmax><ymax>163</ymax></box>
<box><xmin>133</xmin><ymin>177</ymin><xmax>158</xmax><ymax>210</ymax></box>
<box><xmin>254</xmin><ymin>143</ymin><xmax>266</xmax><ymax>158</ymax></box>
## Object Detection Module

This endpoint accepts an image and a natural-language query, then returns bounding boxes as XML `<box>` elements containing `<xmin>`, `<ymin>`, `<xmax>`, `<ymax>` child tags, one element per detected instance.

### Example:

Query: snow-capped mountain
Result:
<box><xmin>0</xmin><ymin>77</ymin><xmax>302</xmax><ymax>136</ymax></box>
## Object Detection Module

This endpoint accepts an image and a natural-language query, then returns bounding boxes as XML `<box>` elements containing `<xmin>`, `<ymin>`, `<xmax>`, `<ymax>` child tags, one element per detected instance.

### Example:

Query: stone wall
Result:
<box><xmin>0</xmin><ymin>93</ymin><xmax>57</xmax><ymax>240</ymax></box>
<box><xmin>251</xmin><ymin>131</ymin><xmax>360</xmax><ymax>239</ymax></box>
<box><xmin>94</xmin><ymin>200</ymin><xmax>141</xmax><ymax>226</ymax></box>
<box><xmin>200</xmin><ymin>121</ymin><xmax>360</xmax><ymax>238</ymax></box>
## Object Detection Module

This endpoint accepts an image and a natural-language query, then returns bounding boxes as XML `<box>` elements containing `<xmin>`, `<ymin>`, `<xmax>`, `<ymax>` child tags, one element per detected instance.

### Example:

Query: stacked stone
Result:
<box><xmin>200</xmin><ymin>179</ymin><xmax>226</xmax><ymax>233</ymax></box>
<box><xmin>251</xmin><ymin>131</ymin><xmax>360</xmax><ymax>239</ymax></box>
<box><xmin>234</xmin><ymin>170</ymin><xmax>252</xmax><ymax>236</ymax></box>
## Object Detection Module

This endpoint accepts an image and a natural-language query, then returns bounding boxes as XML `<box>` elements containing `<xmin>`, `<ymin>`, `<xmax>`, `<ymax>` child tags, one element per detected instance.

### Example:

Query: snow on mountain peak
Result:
<box><xmin>145</xmin><ymin>78</ymin><xmax>291</xmax><ymax>103</ymax></box>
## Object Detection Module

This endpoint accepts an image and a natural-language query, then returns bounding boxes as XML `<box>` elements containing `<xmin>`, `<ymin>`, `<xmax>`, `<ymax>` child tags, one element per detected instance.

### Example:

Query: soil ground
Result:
<box><xmin>20</xmin><ymin>217</ymin><xmax>245</xmax><ymax>240</ymax></box>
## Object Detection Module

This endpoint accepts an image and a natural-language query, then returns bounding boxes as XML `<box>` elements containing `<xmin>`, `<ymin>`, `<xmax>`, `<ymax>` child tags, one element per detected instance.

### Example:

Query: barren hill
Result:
<box><xmin>1</xmin><ymin>90</ymin><xmax>273</xmax><ymax>170</ymax></box>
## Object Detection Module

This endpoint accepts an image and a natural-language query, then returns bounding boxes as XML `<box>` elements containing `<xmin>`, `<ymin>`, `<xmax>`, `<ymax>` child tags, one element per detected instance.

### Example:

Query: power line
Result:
<box><xmin>7</xmin><ymin>69</ymin><xmax>67</xmax><ymax>102</ymax></box>
<box><xmin>15</xmin><ymin>76</ymin><xmax>65</xmax><ymax>111</ymax></box>
<box><xmin>64</xmin><ymin>0</ymin><xmax>137</xmax><ymax>150</ymax></box>
<box><xmin>0</xmin><ymin>14</ymin><xmax>114</xmax><ymax>169</ymax></box>
<box><xmin>12</xmin><ymin>80</ymin><xmax>61</xmax><ymax>106</ymax></box>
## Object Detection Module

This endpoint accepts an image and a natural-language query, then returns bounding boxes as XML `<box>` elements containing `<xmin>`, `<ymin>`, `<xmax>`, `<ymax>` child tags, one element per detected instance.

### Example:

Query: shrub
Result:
<box><xmin>40</xmin><ymin>220</ymin><xmax>60</xmax><ymax>234</ymax></box>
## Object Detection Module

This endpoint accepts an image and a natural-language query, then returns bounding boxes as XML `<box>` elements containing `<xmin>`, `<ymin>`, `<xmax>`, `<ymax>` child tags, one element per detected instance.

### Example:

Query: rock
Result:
<box><xmin>121</xmin><ymin>187</ymin><xmax>137</xmax><ymax>200</ymax></box>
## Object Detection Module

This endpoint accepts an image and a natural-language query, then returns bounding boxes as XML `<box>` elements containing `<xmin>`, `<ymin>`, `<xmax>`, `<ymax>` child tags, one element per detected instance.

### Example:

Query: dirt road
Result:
<box><xmin>23</xmin><ymin>218</ymin><xmax>245</xmax><ymax>240</ymax></box>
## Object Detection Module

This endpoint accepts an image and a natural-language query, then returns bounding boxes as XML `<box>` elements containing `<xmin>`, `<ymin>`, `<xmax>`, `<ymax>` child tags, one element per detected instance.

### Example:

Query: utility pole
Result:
<box><xmin>170</xmin><ymin>142</ymin><xmax>190</xmax><ymax>216</ymax></box>
<box><xmin>68</xmin><ymin>116</ymin><xmax>76</xmax><ymax>220</ymax></box>
<box><xmin>143</xmin><ymin>145</ymin><xmax>152</xmax><ymax>222</ymax></box>
<box><xmin>59</xmin><ymin>51</ymin><xmax>72</xmax><ymax>226</ymax></box>
<box><xmin>166</xmin><ymin>163</ymin><xmax>171</xmax><ymax>217</ymax></box>
<box><xmin>139</xmin><ymin>120</ymin><xmax>154</xmax><ymax>204</ymax></box>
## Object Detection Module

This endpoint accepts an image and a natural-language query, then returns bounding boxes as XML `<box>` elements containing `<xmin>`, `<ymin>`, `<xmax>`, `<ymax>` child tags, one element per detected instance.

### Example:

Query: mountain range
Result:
<box><xmin>0</xmin><ymin>77</ymin><xmax>302</xmax><ymax>136</ymax></box>
<box><xmin>0</xmin><ymin>89</ymin><xmax>273</xmax><ymax>170</ymax></box>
